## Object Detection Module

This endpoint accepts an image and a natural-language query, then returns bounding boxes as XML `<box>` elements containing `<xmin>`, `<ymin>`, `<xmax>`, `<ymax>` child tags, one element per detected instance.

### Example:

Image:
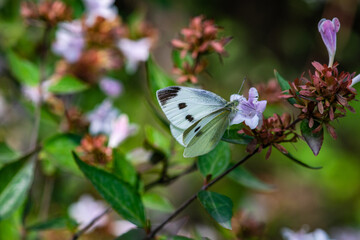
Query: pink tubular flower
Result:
<box><xmin>108</xmin><ymin>114</ymin><xmax>137</xmax><ymax>148</ymax></box>
<box><xmin>282</xmin><ymin>227</ymin><xmax>332</xmax><ymax>240</ymax></box>
<box><xmin>350</xmin><ymin>74</ymin><xmax>360</xmax><ymax>87</ymax></box>
<box><xmin>318</xmin><ymin>17</ymin><xmax>340</xmax><ymax>67</ymax></box>
<box><xmin>230</xmin><ymin>88</ymin><xmax>267</xmax><ymax>129</ymax></box>
<box><xmin>52</xmin><ymin>20</ymin><xmax>85</xmax><ymax>63</ymax></box>
<box><xmin>117</xmin><ymin>38</ymin><xmax>151</xmax><ymax>73</ymax></box>
<box><xmin>99</xmin><ymin>77</ymin><xmax>123</xmax><ymax>98</ymax></box>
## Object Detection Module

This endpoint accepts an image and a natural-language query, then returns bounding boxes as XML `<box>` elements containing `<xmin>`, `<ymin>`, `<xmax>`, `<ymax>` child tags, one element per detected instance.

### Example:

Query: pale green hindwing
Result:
<box><xmin>183</xmin><ymin>110</ymin><xmax>231</xmax><ymax>158</ymax></box>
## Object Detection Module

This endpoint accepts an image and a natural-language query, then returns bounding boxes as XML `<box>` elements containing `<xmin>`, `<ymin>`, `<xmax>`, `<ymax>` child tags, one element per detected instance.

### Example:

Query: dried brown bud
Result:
<box><xmin>77</xmin><ymin>135</ymin><xmax>112</xmax><ymax>166</ymax></box>
<box><xmin>21</xmin><ymin>1</ymin><xmax>72</xmax><ymax>26</ymax></box>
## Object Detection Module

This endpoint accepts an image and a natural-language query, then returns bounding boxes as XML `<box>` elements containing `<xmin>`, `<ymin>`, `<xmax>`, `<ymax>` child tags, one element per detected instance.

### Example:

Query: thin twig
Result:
<box><xmin>144</xmin><ymin>163</ymin><xmax>197</xmax><ymax>191</ymax></box>
<box><xmin>71</xmin><ymin>207</ymin><xmax>111</xmax><ymax>240</ymax></box>
<box><xmin>70</xmin><ymin>163</ymin><xmax>197</xmax><ymax>240</ymax></box>
<box><xmin>146</xmin><ymin>149</ymin><xmax>258</xmax><ymax>239</ymax></box>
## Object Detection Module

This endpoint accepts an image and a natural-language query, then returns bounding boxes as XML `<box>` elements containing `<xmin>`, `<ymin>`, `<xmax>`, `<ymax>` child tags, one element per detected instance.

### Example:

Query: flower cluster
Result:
<box><xmin>283</xmin><ymin>62</ymin><xmax>357</xmax><ymax>139</ymax></box>
<box><xmin>239</xmin><ymin>113</ymin><xmax>299</xmax><ymax>158</ymax></box>
<box><xmin>171</xmin><ymin>15</ymin><xmax>231</xmax><ymax>84</ymax></box>
<box><xmin>172</xmin><ymin>15</ymin><xmax>230</xmax><ymax>59</ymax></box>
<box><xmin>87</xmin><ymin>100</ymin><xmax>137</xmax><ymax>148</ymax></box>
<box><xmin>255</xmin><ymin>79</ymin><xmax>283</xmax><ymax>105</ymax></box>
<box><xmin>76</xmin><ymin>134</ymin><xmax>113</xmax><ymax>165</ymax></box>
<box><xmin>62</xmin><ymin>107</ymin><xmax>89</xmax><ymax>134</ymax></box>
<box><xmin>46</xmin><ymin>0</ymin><xmax>157</xmax><ymax>86</ymax></box>
<box><xmin>21</xmin><ymin>0</ymin><xmax>72</xmax><ymax>26</ymax></box>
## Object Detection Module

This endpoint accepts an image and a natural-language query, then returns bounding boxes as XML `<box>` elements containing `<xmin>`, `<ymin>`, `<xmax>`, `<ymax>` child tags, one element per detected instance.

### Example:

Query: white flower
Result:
<box><xmin>22</xmin><ymin>80</ymin><xmax>52</xmax><ymax>104</ymax></box>
<box><xmin>110</xmin><ymin>220</ymin><xmax>136</xmax><ymax>236</ymax></box>
<box><xmin>282</xmin><ymin>227</ymin><xmax>333</xmax><ymax>240</ymax></box>
<box><xmin>108</xmin><ymin>114</ymin><xmax>137</xmax><ymax>148</ymax></box>
<box><xmin>87</xmin><ymin>100</ymin><xmax>137</xmax><ymax>147</ymax></box>
<box><xmin>117</xmin><ymin>38</ymin><xmax>151</xmax><ymax>73</ymax></box>
<box><xmin>68</xmin><ymin>195</ymin><xmax>108</xmax><ymax>232</ymax></box>
<box><xmin>83</xmin><ymin>0</ymin><xmax>117</xmax><ymax>26</ymax></box>
<box><xmin>99</xmin><ymin>77</ymin><xmax>123</xmax><ymax>98</ymax></box>
<box><xmin>350</xmin><ymin>74</ymin><xmax>360</xmax><ymax>87</ymax></box>
<box><xmin>87</xmin><ymin>99</ymin><xmax>120</xmax><ymax>135</ymax></box>
<box><xmin>230</xmin><ymin>87</ymin><xmax>267</xmax><ymax>129</ymax></box>
<box><xmin>52</xmin><ymin>21</ymin><xmax>85</xmax><ymax>63</ymax></box>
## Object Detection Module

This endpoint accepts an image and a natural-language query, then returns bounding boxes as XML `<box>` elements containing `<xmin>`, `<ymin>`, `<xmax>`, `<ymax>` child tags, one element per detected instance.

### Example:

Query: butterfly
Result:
<box><xmin>156</xmin><ymin>86</ymin><xmax>267</xmax><ymax>158</ymax></box>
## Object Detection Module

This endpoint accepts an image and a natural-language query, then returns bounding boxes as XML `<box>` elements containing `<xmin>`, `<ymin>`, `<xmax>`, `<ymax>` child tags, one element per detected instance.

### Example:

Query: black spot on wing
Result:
<box><xmin>195</xmin><ymin>126</ymin><xmax>200</xmax><ymax>132</ymax></box>
<box><xmin>185</xmin><ymin>114</ymin><xmax>194</xmax><ymax>122</ymax></box>
<box><xmin>196</xmin><ymin>131</ymin><xmax>204</xmax><ymax>137</ymax></box>
<box><xmin>157</xmin><ymin>87</ymin><xmax>181</xmax><ymax>105</ymax></box>
<box><xmin>178</xmin><ymin>103</ymin><xmax>187</xmax><ymax>109</ymax></box>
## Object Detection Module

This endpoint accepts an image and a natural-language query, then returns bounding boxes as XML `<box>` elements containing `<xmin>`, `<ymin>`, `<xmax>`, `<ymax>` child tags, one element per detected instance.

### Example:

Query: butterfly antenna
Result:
<box><xmin>237</xmin><ymin>77</ymin><xmax>246</xmax><ymax>95</ymax></box>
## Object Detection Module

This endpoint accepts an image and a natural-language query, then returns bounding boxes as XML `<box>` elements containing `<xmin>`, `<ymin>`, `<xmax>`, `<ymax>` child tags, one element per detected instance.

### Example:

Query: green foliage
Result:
<box><xmin>73</xmin><ymin>152</ymin><xmax>147</xmax><ymax>227</ymax></box>
<box><xmin>113</xmin><ymin>150</ymin><xmax>138</xmax><ymax>187</ymax></box>
<box><xmin>146</xmin><ymin>56</ymin><xmax>175</xmax><ymax>101</ymax></box>
<box><xmin>48</xmin><ymin>75</ymin><xmax>89</xmax><ymax>94</ymax></box>
<box><xmin>7</xmin><ymin>51</ymin><xmax>39</xmax><ymax>86</ymax></box>
<box><xmin>0</xmin><ymin>157</ymin><xmax>35</xmax><ymax>220</ymax></box>
<box><xmin>300</xmin><ymin>119</ymin><xmax>324</xmax><ymax>156</ymax></box>
<box><xmin>221</xmin><ymin>126</ymin><xmax>253</xmax><ymax>145</ymax></box>
<box><xmin>26</xmin><ymin>217</ymin><xmax>77</xmax><ymax>231</ymax></box>
<box><xmin>274</xmin><ymin>69</ymin><xmax>296</xmax><ymax>105</ymax></box>
<box><xmin>142</xmin><ymin>192</ymin><xmax>174</xmax><ymax>212</ymax></box>
<box><xmin>227</xmin><ymin>165</ymin><xmax>274</xmax><ymax>192</ymax></box>
<box><xmin>172</xmin><ymin>50</ymin><xmax>194</xmax><ymax>68</ymax></box>
<box><xmin>197</xmin><ymin>141</ymin><xmax>230</xmax><ymax>179</ymax></box>
<box><xmin>42</xmin><ymin>133</ymin><xmax>81</xmax><ymax>174</ymax></box>
<box><xmin>115</xmin><ymin>228</ymin><xmax>146</xmax><ymax>239</ymax></box>
<box><xmin>170</xmin><ymin>236</ymin><xmax>194</xmax><ymax>240</ymax></box>
<box><xmin>197</xmin><ymin>190</ymin><xmax>233</xmax><ymax>230</ymax></box>
<box><xmin>278</xmin><ymin>149</ymin><xmax>322</xmax><ymax>169</ymax></box>
<box><xmin>144</xmin><ymin>125</ymin><xmax>171</xmax><ymax>156</ymax></box>
<box><xmin>0</xmin><ymin>142</ymin><xmax>20</xmax><ymax>166</ymax></box>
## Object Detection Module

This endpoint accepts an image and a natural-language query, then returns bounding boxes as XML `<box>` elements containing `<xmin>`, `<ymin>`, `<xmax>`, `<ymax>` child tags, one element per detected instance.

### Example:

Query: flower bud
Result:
<box><xmin>318</xmin><ymin>17</ymin><xmax>340</xmax><ymax>67</ymax></box>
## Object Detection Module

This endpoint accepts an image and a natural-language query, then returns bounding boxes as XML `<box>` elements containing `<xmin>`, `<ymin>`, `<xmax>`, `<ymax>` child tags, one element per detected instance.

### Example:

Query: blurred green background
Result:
<box><xmin>0</xmin><ymin>0</ymin><xmax>360</xmax><ymax>239</ymax></box>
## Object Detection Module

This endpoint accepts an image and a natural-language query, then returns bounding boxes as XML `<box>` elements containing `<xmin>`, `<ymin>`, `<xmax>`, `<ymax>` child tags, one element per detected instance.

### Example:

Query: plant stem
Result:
<box><xmin>144</xmin><ymin>163</ymin><xmax>197</xmax><ymax>191</ymax></box>
<box><xmin>71</xmin><ymin>207</ymin><xmax>112</xmax><ymax>240</ymax></box>
<box><xmin>146</xmin><ymin>149</ymin><xmax>258</xmax><ymax>239</ymax></box>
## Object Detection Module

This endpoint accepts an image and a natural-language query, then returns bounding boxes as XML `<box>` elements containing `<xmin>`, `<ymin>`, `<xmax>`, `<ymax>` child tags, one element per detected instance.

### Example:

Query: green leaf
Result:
<box><xmin>113</xmin><ymin>150</ymin><xmax>138</xmax><ymax>187</ymax></box>
<box><xmin>26</xmin><ymin>217</ymin><xmax>77</xmax><ymax>231</ymax></box>
<box><xmin>73</xmin><ymin>152</ymin><xmax>146</xmax><ymax>227</ymax></box>
<box><xmin>115</xmin><ymin>228</ymin><xmax>146</xmax><ymax>240</ymax></box>
<box><xmin>7</xmin><ymin>51</ymin><xmax>39</xmax><ymax>86</ymax></box>
<box><xmin>274</xmin><ymin>69</ymin><xmax>296</xmax><ymax>105</ymax></box>
<box><xmin>42</xmin><ymin>133</ymin><xmax>81</xmax><ymax>174</ymax></box>
<box><xmin>144</xmin><ymin>125</ymin><xmax>171</xmax><ymax>156</ymax></box>
<box><xmin>0</xmin><ymin>158</ymin><xmax>35</xmax><ymax>220</ymax></box>
<box><xmin>197</xmin><ymin>190</ymin><xmax>233</xmax><ymax>230</ymax></box>
<box><xmin>171</xmin><ymin>236</ymin><xmax>194</xmax><ymax>240</ymax></box>
<box><xmin>221</xmin><ymin>126</ymin><xmax>253</xmax><ymax>145</ymax></box>
<box><xmin>142</xmin><ymin>192</ymin><xmax>174</xmax><ymax>212</ymax></box>
<box><xmin>228</xmin><ymin>165</ymin><xmax>274</xmax><ymax>192</ymax></box>
<box><xmin>0</xmin><ymin>142</ymin><xmax>20</xmax><ymax>165</ymax></box>
<box><xmin>197</xmin><ymin>141</ymin><xmax>230</xmax><ymax>179</ymax></box>
<box><xmin>48</xmin><ymin>75</ymin><xmax>88</xmax><ymax>94</ymax></box>
<box><xmin>277</xmin><ymin>149</ymin><xmax>322</xmax><ymax>170</ymax></box>
<box><xmin>300</xmin><ymin>119</ymin><xmax>324</xmax><ymax>156</ymax></box>
<box><xmin>146</xmin><ymin>56</ymin><xmax>175</xmax><ymax>101</ymax></box>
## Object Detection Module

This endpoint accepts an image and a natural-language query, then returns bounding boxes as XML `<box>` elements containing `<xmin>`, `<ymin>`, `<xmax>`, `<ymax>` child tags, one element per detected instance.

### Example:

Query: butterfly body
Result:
<box><xmin>156</xmin><ymin>86</ymin><xmax>240</xmax><ymax>158</ymax></box>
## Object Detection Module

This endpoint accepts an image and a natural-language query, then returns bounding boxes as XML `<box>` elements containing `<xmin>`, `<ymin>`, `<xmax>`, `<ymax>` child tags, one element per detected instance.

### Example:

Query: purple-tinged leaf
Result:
<box><xmin>300</xmin><ymin>119</ymin><xmax>324</xmax><ymax>156</ymax></box>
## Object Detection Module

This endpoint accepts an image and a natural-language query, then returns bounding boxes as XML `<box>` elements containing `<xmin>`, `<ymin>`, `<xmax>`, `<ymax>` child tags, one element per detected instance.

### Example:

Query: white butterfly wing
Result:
<box><xmin>156</xmin><ymin>86</ymin><xmax>227</xmax><ymax>130</ymax></box>
<box><xmin>170</xmin><ymin>124</ymin><xmax>185</xmax><ymax>147</ymax></box>
<box><xmin>183</xmin><ymin>110</ymin><xmax>231</xmax><ymax>158</ymax></box>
